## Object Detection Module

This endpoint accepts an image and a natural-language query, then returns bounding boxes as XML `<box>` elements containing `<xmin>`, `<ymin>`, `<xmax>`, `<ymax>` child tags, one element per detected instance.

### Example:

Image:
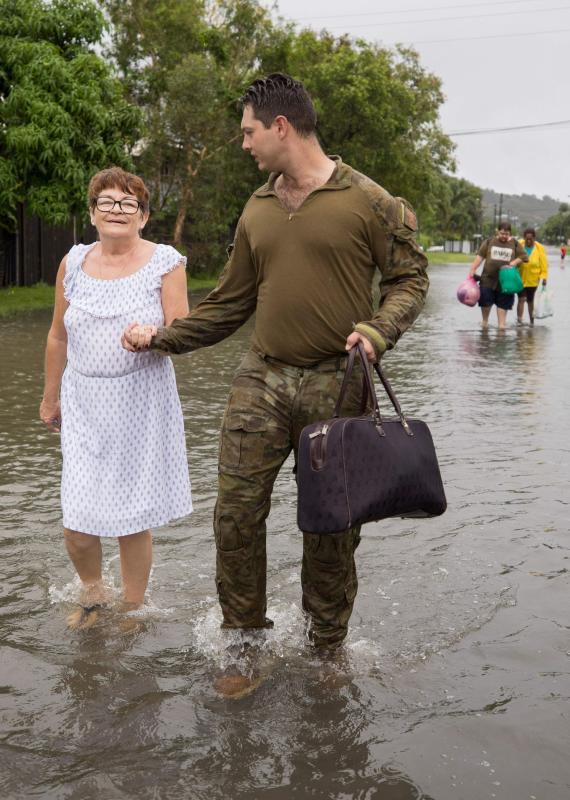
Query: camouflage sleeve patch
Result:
<box><xmin>396</xmin><ymin>198</ymin><xmax>418</xmax><ymax>232</ymax></box>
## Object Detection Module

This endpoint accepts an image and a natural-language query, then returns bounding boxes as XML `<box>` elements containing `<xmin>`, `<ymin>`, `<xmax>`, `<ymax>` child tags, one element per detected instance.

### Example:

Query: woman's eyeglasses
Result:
<box><xmin>95</xmin><ymin>197</ymin><xmax>141</xmax><ymax>214</ymax></box>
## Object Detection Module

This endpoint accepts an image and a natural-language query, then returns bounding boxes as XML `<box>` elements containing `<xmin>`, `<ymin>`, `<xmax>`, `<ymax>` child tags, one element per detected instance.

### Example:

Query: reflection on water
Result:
<box><xmin>1</xmin><ymin>259</ymin><xmax>569</xmax><ymax>799</ymax></box>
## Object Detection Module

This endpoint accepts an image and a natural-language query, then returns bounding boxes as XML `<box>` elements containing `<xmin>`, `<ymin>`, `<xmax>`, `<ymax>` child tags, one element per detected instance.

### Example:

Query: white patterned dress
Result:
<box><xmin>60</xmin><ymin>242</ymin><xmax>192</xmax><ymax>536</ymax></box>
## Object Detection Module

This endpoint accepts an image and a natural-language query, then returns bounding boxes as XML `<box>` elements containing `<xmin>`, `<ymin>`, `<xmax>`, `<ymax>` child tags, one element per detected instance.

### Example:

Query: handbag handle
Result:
<box><xmin>332</xmin><ymin>345</ymin><xmax>368</xmax><ymax>419</ymax></box>
<box><xmin>333</xmin><ymin>343</ymin><xmax>413</xmax><ymax>437</ymax></box>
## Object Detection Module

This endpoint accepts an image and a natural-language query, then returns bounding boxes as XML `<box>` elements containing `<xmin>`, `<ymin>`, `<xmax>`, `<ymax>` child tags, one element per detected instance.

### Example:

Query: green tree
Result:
<box><xmin>103</xmin><ymin>0</ymin><xmax>285</xmax><ymax>264</ymax></box>
<box><xmin>103</xmin><ymin>3</ymin><xmax>457</xmax><ymax>271</ymax></box>
<box><xmin>0</xmin><ymin>0</ymin><xmax>141</xmax><ymax>230</ymax></box>
<box><xmin>428</xmin><ymin>175</ymin><xmax>483</xmax><ymax>240</ymax></box>
<box><xmin>540</xmin><ymin>204</ymin><xmax>570</xmax><ymax>244</ymax></box>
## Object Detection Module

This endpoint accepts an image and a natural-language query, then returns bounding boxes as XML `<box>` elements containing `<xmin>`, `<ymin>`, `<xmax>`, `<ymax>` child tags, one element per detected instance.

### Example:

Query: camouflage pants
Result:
<box><xmin>215</xmin><ymin>348</ymin><xmax>367</xmax><ymax>648</ymax></box>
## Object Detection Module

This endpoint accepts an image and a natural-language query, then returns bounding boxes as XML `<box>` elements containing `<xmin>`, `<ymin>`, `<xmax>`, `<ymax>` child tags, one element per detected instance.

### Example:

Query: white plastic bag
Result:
<box><xmin>534</xmin><ymin>285</ymin><xmax>553</xmax><ymax>319</ymax></box>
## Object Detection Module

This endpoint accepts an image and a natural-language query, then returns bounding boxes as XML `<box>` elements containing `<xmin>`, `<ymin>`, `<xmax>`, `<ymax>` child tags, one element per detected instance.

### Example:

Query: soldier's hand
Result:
<box><xmin>121</xmin><ymin>322</ymin><xmax>157</xmax><ymax>352</ymax></box>
<box><xmin>345</xmin><ymin>332</ymin><xmax>377</xmax><ymax>362</ymax></box>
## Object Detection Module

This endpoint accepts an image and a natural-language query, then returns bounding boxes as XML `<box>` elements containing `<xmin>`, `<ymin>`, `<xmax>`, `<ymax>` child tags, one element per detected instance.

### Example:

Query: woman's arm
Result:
<box><xmin>161</xmin><ymin>261</ymin><xmax>189</xmax><ymax>325</ymax></box>
<box><xmin>40</xmin><ymin>258</ymin><xmax>68</xmax><ymax>432</ymax></box>
<box><xmin>123</xmin><ymin>261</ymin><xmax>190</xmax><ymax>353</ymax></box>
<box><xmin>539</xmin><ymin>246</ymin><xmax>548</xmax><ymax>284</ymax></box>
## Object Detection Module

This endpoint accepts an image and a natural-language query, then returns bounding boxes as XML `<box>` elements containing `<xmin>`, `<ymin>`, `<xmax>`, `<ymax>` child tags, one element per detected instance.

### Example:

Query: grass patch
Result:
<box><xmin>187</xmin><ymin>275</ymin><xmax>218</xmax><ymax>291</ymax></box>
<box><xmin>0</xmin><ymin>282</ymin><xmax>55</xmax><ymax>318</ymax></box>
<box><xmin>427</xmin><ymin>251</ymin><xmax>473</xmax><ymax>265</ymax></box>
<box><xmin>0</xmin><ymin>274</ymin><xmax>219</xmax><ymax>318</ymax></box>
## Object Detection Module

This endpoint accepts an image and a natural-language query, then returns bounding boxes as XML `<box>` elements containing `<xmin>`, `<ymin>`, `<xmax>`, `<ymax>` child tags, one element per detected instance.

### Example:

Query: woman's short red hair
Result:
<box><xmin>88</xmin><ymin>167</ymin><xmax>150</xmax><ymax>213</ymax></box>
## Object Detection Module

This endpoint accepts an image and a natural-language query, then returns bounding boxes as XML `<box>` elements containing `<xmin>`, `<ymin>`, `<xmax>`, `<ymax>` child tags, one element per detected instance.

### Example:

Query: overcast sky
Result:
<box><xmin>265</xmin><ymin>0</ymin><xmax>570</xmax><ymax>202</ymax></box>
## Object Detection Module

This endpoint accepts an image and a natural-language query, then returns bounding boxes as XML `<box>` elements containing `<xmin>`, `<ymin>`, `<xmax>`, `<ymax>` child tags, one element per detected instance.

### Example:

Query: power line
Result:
<box><xmin>404</xmin><ymin>25</ymin><xmax>570</xmax><ymax>44</ymax></box>
<box><xmin>448</xmin><ymin>120</ymin><xmax>570</xmax><ymax>136</ymax></box>
<box><xmin>291</xmin><ymin>0</ymin><xmax>544</xmax><ymax>22</ymax></box>
<box><xmin>321</xmin><ymin>5</ymin><xmax>570</xmax><ymax>31</ymax></box>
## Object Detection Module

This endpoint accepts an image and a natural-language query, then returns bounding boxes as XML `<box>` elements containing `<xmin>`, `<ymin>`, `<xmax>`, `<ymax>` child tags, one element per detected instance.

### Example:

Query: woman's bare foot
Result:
<box><xmin>114</xmin><ymin>599</ymin><xmax>147</xmax><ymax>633</ymax></box>
<box><xmin>67</xmin><ymin>580</ymin><xmax>110</xmax><ymax>630</ymax></box>
<box><xmin>67</xmin><ymin>605</ymin><xmax>102</xmax><ymax>630</ymax></box>
<box><xmin>117</xmin><ymin>599</ymin><xmax>141</xmax><ymax>614</ymax></box>
<box><xmin>79</xmin><ymin>580</ymin><xmax>109</xmax><ymax>608</ymax></box>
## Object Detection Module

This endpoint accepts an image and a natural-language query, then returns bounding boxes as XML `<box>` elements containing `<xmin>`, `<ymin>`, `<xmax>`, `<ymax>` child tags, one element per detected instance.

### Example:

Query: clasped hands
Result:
<box><xmin>121</xmin><ymin>322</ymin><xmax>157</xmax><ymax>352</ymax></box>
<box><xmin>120</xmin><ymin>324</ymin><xmax>377</xmax><ymax>361</ymax></box>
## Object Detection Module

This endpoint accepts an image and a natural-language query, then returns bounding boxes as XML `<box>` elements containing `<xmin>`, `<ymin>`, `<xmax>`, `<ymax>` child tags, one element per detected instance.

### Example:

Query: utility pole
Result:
<box><xmin>498</xmin><ymin>193</ymin><xmax>503</xmax><ymax>224</ymax></box>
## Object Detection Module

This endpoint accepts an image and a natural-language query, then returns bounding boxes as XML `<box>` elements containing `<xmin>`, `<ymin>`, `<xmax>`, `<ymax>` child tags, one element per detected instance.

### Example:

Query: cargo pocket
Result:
<box><xmin>219</xmin><ymin>412</ymin><xmax>268</xmax><ymax>470</ymax></box>
<box><xmin>215</xmin><ymin>513</ymin><xmax>244</xmax><ymax>552</ymax></box>
<box><xmin>344</xmin><ymin>576</ymin><xmax>357</xmax><ymax>606</ymax></box>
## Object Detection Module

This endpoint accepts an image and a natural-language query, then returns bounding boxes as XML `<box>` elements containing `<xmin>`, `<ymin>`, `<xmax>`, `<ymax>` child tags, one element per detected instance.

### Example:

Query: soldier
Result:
<box><xmin>122</xmin><ymin>73</ymin><xmax>428</xmax><ymax>652</ymax></box>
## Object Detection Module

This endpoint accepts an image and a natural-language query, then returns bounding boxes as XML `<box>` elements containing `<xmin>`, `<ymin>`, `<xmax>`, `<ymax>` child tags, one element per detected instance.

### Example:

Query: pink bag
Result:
<box><xmin>456</xmin><ymin>275</ymin><xmax>480</xmax><ymax>307</ymax></box>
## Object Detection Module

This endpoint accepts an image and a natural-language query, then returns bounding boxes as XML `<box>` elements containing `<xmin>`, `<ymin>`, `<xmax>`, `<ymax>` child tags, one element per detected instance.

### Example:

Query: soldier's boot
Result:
<box><xmin>213</xmin><ymin>670</ymin><xmax>267</xmax><ymax>700</ymax></box>
<box><xmin>301</xmin><ymin>527</ymin><xmax>361</xmax><ymax>648</ymax></box>
<box><xmin>213</xmin><ymin>486</ymin><xmax>279</xmax><ymax>699</ymax></box>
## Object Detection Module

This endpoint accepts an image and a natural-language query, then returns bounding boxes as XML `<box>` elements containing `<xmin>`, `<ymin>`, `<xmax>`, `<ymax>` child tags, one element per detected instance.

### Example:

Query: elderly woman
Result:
<box><xmin>40</xmin><ymin>167</ymin><xmax>192</xmax><ymax>628</ymax></box>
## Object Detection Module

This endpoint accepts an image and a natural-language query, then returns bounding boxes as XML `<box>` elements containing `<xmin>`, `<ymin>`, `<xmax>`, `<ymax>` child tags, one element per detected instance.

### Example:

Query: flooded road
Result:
<box><xmin>1</xmin><ymin>257</ymin><xmax>569</xmax><ymax>799</ymax></box>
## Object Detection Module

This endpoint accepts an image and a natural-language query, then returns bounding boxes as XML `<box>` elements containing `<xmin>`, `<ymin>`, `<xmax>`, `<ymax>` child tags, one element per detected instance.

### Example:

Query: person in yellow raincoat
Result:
<box><xmin>517</xmin><ymin>228</ymin><xmax>548</xmax><ymax>325</ymax></box>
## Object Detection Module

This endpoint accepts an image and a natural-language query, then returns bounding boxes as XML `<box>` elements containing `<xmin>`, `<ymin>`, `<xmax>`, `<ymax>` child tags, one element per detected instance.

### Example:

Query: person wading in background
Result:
<box><xmin>516</xmin><ymin>227</ymin><xmax>548</xmax><ymax>326</ymax></box>
<box><xmin>469</xmin><ymin>221</ymin><xmax>528</xmax><ymax>330</ymax></box>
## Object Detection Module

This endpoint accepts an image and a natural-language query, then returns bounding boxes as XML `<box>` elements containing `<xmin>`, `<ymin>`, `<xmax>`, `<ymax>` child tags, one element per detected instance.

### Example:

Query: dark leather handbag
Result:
<box><xmin>297</xmin><ymin>344</ymin><xmax>447</xmax><ymax>534</ymax></box>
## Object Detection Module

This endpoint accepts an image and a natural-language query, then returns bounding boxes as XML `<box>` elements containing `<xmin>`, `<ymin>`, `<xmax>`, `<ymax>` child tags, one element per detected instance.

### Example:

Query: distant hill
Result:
<box><xmin>482</xmin><ymin>189</ymin><xmax>561</xmax><ymax>229</ymax></box>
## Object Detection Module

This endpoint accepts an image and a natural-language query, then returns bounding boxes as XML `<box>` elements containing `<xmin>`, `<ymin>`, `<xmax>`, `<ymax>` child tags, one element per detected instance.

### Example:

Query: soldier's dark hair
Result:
<box><xmin>523</xmin><ymin>227</ymin><xmax>536</xmax><ymax>237</ymax></box>
<box><xmin>498</xmin><ymin>221</ymin><xmax>512</xmax><ymax>232</ymax></box>
<box><xmin>240</xmin><ymin>73</ymin><xmax>317</xmax><ymax>137</ymax></box>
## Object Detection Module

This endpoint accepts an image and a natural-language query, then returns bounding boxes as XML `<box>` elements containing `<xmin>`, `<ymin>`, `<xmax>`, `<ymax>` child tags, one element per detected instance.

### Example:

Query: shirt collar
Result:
<box><xmin>253</xmin><ymin>155</ymin><xmax>352</xmax><ymax>197</ymax></box>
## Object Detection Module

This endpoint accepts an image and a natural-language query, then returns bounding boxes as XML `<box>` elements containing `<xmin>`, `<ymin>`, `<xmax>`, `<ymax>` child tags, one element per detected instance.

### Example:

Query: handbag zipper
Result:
<box><xmin>309</xmin><ymin>423</ymin><xmax>330</xmax><ymax>439</ymax></box>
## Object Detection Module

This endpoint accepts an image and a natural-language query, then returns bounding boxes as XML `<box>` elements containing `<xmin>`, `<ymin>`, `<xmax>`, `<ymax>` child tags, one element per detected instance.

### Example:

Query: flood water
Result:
<box><xmin>1</xmin><ymin>256</ymin><xmax>569</xmax><ymax>799</ymax></box>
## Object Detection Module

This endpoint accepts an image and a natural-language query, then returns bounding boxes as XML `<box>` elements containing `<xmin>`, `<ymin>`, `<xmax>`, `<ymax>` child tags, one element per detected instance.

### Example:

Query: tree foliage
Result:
<box><xmin>427</xmin><ymin>175</ymin><xmax>483</xmax><ymax>241</ymax></box>
<box><xmin>102</xmin><ymin>0</ymin><xmax>284</xmax><ymax>264</ymax></box>
<box><xmin>102</xmin><ymin>2</ymin><xmax>457</xmax><ymax>270</ymax></box>
<box><xmin>540</xmin><ymin>204</ymin><xmax>570</xmax><ymax>244</ymax></box>
<box><xmin>0</xmin><ymin>0</ymin><xmax>141</xmax><ymax>230</ymax></box>
<box><xmin>2</xmin><ymin>0</ymin><xmax>471</xmax><ymax>268</ymax></box>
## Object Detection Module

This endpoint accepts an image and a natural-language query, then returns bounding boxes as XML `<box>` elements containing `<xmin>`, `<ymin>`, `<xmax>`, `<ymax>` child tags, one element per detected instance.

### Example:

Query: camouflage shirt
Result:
<box><xmin>152</xmin><ymin>156</ymin><xmax>429</xmax><ymax>365</ymax></box>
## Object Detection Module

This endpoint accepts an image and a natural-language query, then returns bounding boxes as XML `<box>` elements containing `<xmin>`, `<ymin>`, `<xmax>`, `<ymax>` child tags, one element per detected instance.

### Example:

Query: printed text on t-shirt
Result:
<box><xmin>490</xmin><ymin>246</ymin><xmax>512</xmax><ymax>262</ymax></box>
